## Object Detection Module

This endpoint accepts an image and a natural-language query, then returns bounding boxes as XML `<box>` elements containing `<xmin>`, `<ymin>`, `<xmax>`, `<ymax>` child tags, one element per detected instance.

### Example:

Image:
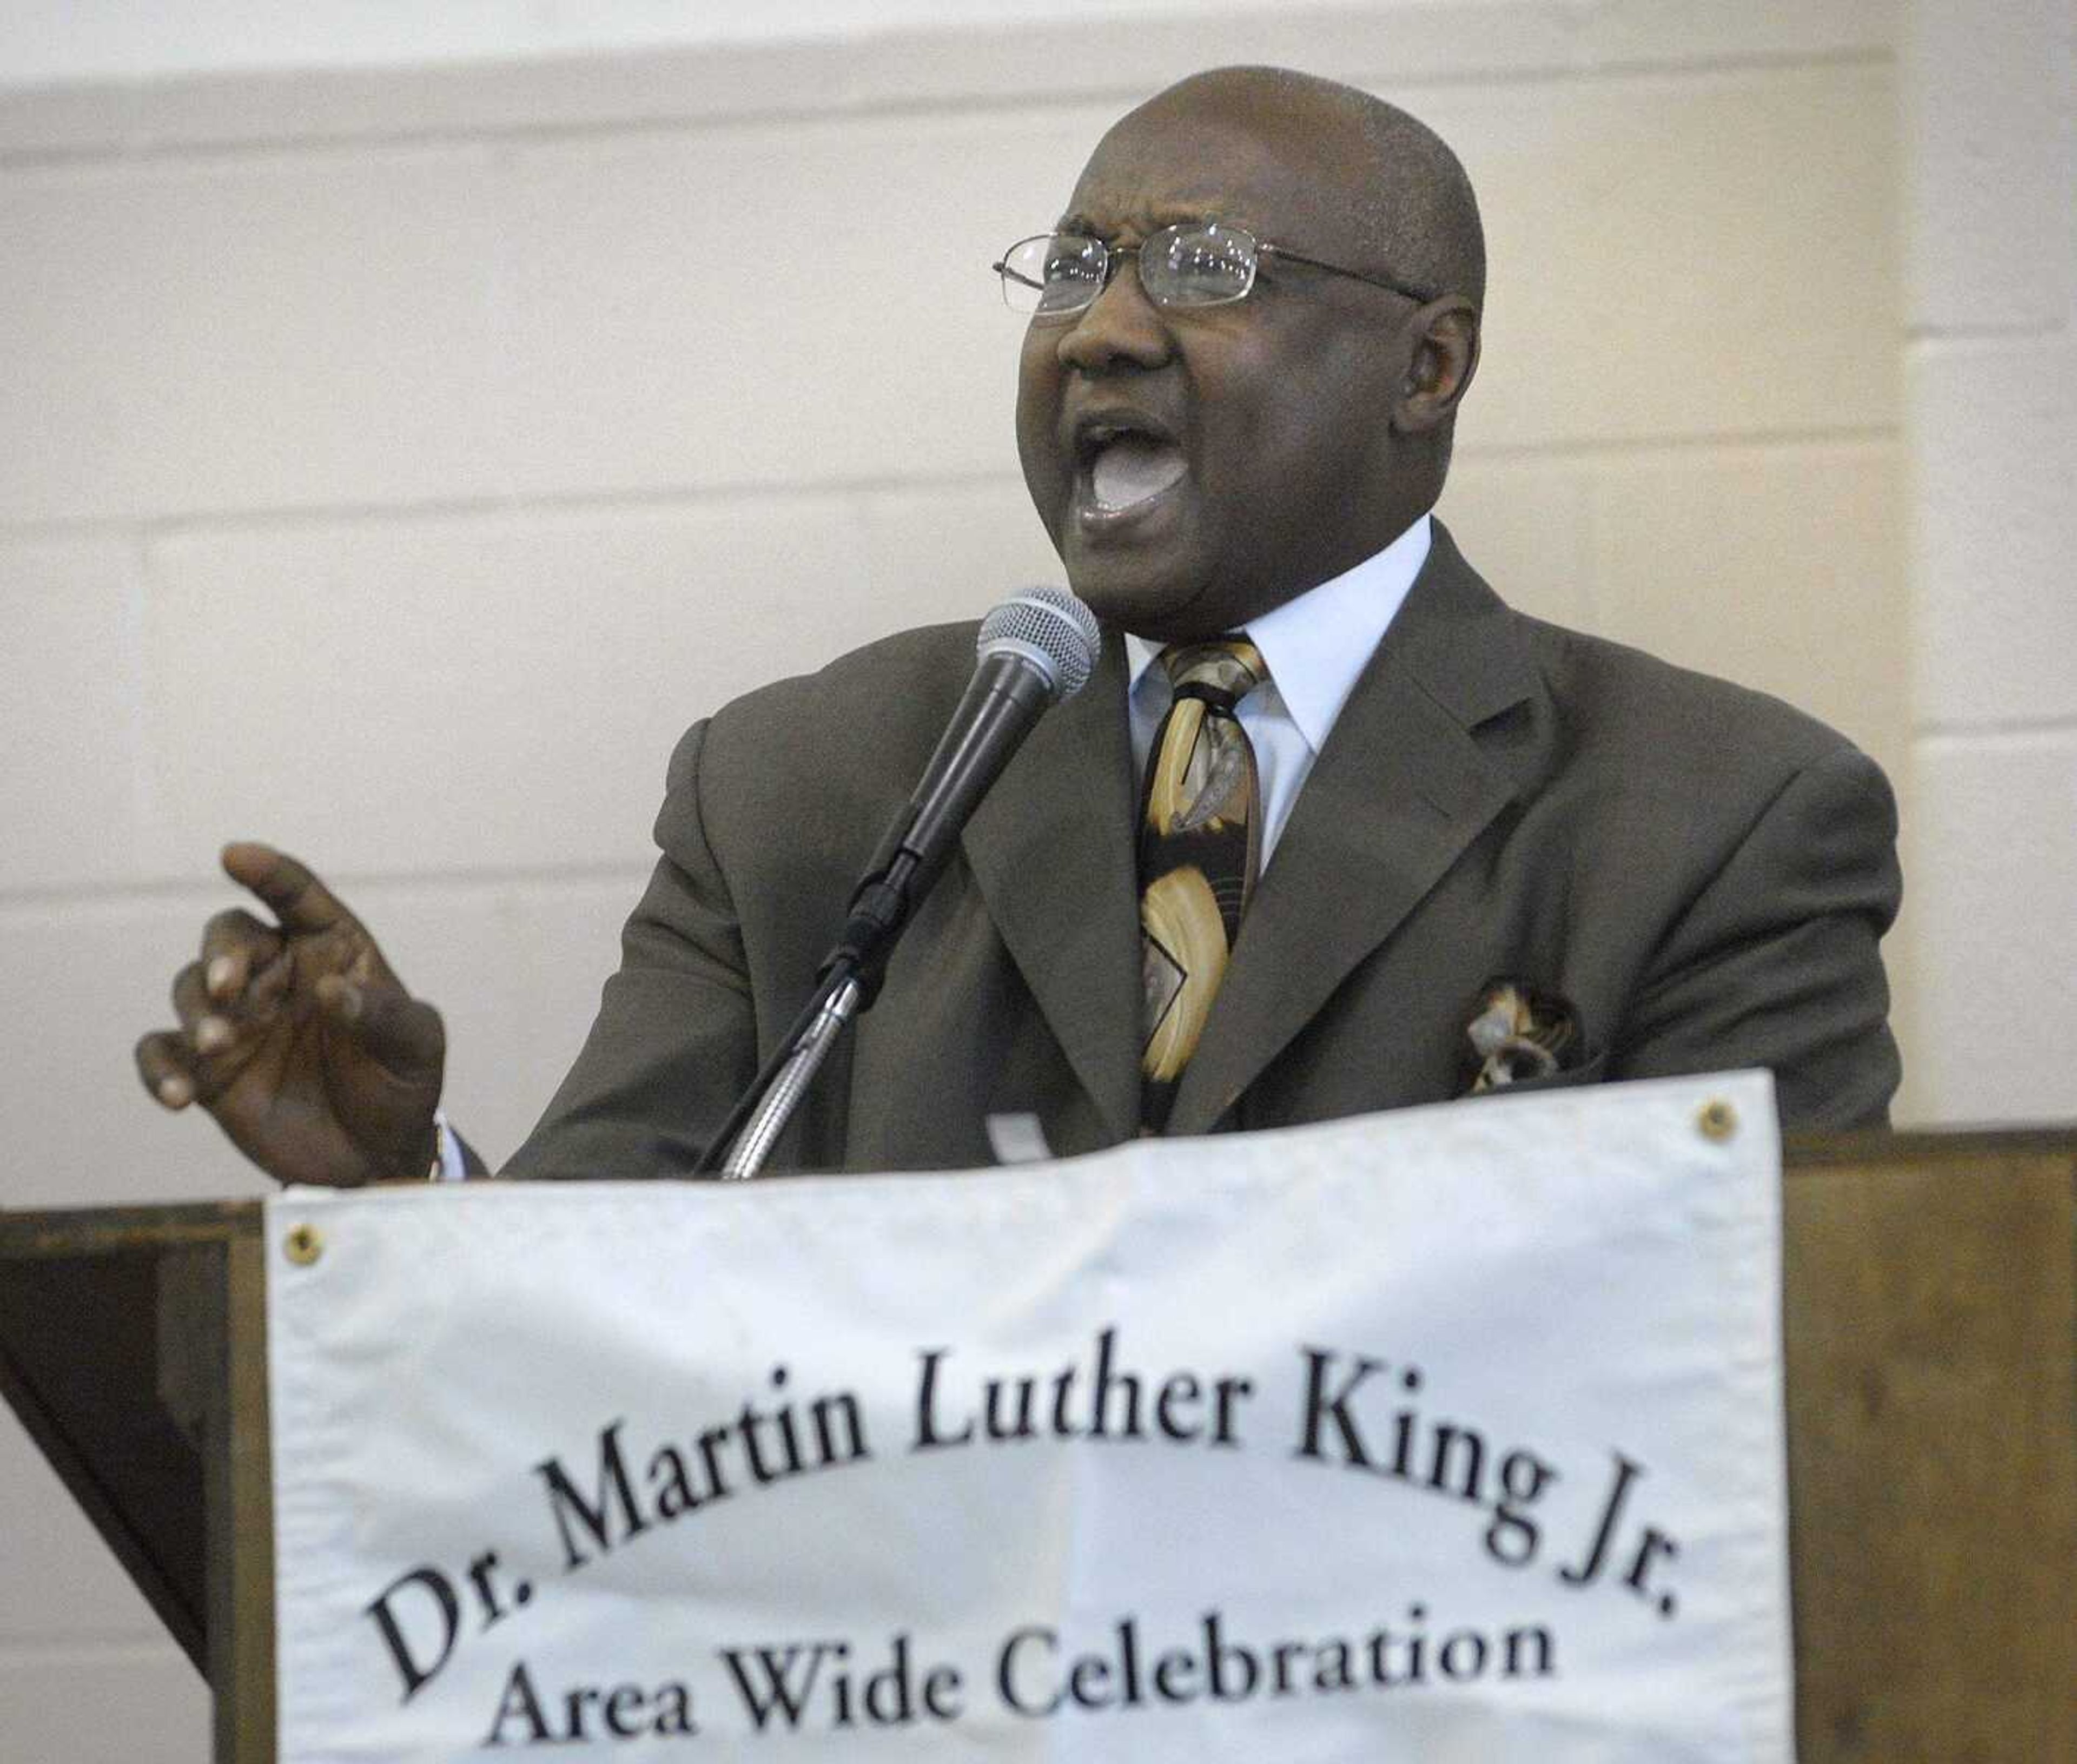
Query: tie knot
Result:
<box><xmin>1160</xmin><ymin>638</ymin><xmax>1268</xmax><ymax>711</ymax></box>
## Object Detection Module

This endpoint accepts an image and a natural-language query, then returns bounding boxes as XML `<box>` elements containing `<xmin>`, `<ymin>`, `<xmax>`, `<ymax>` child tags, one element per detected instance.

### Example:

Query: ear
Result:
<box><xmin>1389</xmin><ymin>299</ymin><xmax>1480</xmax><ymax>435</ymax></box>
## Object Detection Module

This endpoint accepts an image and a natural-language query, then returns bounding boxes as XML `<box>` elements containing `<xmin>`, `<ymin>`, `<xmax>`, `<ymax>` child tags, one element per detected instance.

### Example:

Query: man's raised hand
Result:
<box><xmin>135</xmin><ymin>843</ymin><xmax>446</xmax><ymax>1186</ymax></box>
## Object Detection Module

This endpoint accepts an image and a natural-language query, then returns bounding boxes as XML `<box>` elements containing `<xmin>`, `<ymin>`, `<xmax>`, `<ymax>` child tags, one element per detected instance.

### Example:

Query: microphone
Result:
<box><xmin>695</xmin><ymin>586</ymin><xmax>1099</xmax><ymax>1177</ymax></box>
<box><xmin>833</xmin><ymin>585</ymin><xmax>1101</xmax><ymax>994</ymax></box>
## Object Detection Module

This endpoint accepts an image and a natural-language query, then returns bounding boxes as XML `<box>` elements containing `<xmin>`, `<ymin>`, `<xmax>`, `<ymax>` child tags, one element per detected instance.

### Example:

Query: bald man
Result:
<box><xmin>137</xmin><ymin>67</ymin><xmax>1901</xmax><ymax>1182</ymax></box>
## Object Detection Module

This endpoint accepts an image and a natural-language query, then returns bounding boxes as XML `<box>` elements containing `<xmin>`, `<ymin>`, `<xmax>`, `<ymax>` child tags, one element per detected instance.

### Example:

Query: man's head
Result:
<box><xmin>1014</xmin><ymin>66</ymin><xmax>1484</xmax><ymax>642</ymax></box>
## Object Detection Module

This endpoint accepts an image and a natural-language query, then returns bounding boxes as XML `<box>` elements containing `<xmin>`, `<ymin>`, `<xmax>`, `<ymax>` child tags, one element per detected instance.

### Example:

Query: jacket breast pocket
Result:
<box><xmin>1459</xmin><ymin>1045</ymin><xmax>1609</xmax><ymax>1102</ymax></box>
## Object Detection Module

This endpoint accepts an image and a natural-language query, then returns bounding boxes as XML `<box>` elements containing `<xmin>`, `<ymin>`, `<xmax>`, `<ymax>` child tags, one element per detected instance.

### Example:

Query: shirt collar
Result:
<box><xmin>1124</xmin><ymin>512</ymin><xmax>1433</xmax><ymax>752</ymax></box>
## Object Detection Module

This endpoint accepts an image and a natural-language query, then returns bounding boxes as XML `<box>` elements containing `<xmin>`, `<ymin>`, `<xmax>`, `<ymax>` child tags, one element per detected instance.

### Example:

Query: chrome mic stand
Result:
<box><xmin>717</xmin><ymin>975</ymin><xmax>862</xmax><ymax>1180</ymax></box>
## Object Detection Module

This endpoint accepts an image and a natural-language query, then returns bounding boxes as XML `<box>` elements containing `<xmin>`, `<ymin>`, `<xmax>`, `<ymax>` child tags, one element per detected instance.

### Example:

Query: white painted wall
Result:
<box><xmin>1900</xmin><ymin>0</ymin><xmax>2077</xmax><ymax>1124</ymax></box>
<box><xmin>3</xmin><ymin>0</ymin><xmax>2066</xmax><ymax>1754</ymax></box>
<box><xmin>6</xmin><ymin>0</ymin><xmax>1308</xmax><ymax>85</ymax></box>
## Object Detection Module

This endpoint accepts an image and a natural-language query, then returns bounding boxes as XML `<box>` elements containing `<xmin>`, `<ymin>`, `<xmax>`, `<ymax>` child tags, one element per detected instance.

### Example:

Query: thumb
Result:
<box><xmin>317</xmin><ymin>975</ymin><xmax>445</xmax><ymax>1081</ymax></box>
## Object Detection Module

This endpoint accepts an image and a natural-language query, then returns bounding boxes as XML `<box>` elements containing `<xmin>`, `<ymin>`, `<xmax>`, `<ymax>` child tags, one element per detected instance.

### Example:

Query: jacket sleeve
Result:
<box><xmin>1609</xmin><ymin>742</ymin><xmax>1903</xmax><ymax>1131</ymax></box>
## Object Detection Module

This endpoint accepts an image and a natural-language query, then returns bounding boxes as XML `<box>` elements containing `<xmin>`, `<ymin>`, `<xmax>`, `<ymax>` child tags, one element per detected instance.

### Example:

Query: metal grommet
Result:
<box><xmin>1696</xmin><ymin>1099</ymin><xmax>1738</xmax><ymax>1142</ymax></box>
<box><xmin>283</xmin><ymin>1223</ymin><xmax>325</xmax><ymax>1266</ymax></box>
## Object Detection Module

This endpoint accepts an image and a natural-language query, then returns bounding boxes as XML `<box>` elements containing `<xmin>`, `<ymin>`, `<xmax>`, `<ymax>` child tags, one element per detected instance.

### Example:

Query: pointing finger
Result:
<box><xmin>221</xmin><ymin>842</ymin><xmax>352</xmax><ymax>937</ymax></box>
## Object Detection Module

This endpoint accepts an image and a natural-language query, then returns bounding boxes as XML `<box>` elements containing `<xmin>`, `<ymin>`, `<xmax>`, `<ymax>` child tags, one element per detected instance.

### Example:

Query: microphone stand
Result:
<box><xmin>717</xmin><ymin>972</ymin><xmax>862</xmax><ymax>1180</ymax></box>
<box><xmin>697</xmin><ymin>848</ymin><xmax>920</xmax><ymax>1180</ymax></box>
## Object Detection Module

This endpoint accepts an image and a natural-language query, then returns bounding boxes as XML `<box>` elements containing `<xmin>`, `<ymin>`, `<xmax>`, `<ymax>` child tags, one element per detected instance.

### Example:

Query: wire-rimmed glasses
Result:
<box><xmin>994</xmin><ymin>221</ymin><xmax>1440</xmax><ymax>317</ymax></box>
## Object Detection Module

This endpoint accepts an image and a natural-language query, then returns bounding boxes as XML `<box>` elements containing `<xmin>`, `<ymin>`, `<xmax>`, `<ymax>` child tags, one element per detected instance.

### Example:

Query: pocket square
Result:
<box><xmin>1461</xmin><ymin>978</ymin><xmax>1583</xmax><ymax>1094</ymax></box>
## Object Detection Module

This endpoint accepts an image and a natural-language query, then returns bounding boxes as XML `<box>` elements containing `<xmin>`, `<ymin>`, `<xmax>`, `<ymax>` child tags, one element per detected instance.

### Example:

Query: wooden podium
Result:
<box><xmin>3</xmin><ymin>1128</ymin><xmax>2072</xmax><ymax>1762</ymax></box>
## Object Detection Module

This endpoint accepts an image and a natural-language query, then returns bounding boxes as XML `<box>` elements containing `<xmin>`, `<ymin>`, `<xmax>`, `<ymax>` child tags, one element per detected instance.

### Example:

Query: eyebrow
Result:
<box><xmin>1051</xmin><ymin>209</ymin><xmax>1225</xmax><ymax>238</ymax></box>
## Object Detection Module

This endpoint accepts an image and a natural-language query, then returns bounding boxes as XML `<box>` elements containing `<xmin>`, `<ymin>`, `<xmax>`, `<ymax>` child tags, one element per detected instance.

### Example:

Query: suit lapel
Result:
<box><xmin>961</xmin><ymin>630</ymin><xmax>1143</xmax><ymax>1142</ymax></box>
<box><xmin>1166</xmin><ymin>526</ymin><xmax>1542</xmax><ymax>1134</ymax></box>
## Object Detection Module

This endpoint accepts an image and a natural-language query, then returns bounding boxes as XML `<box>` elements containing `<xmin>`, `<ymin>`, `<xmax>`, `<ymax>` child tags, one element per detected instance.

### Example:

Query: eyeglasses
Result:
<box><xmin>994</xmin><ymin>221</ymin><xmax>1440</xmax><ymax>318</ymax></box>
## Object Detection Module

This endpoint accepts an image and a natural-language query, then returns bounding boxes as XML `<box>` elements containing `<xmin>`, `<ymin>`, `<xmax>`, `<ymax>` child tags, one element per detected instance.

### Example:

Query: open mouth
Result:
<box><xmin>1075</xmin><ymin>418</ymin><xmax>1188</xmax><ymax>518</ymax></box>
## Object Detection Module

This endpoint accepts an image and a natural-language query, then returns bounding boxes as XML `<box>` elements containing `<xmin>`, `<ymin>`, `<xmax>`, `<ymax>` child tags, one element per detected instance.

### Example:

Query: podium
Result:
<box><xmin>4</xmin><ymin>1128</ymin><xmax>2072</xmax><ymax>1762</ymax></box>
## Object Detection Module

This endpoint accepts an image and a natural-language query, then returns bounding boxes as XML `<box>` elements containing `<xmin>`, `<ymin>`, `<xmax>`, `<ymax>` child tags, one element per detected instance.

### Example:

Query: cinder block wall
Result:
<box><xmin>1901</xmin><ymin>0</ymin><xmax>2077</xmax><ymax>1122</ymax></box>
<box><xmin>11</xmin><ymin>1</ymin><xmax>2045</xmax><ymax>1752</ymax></box>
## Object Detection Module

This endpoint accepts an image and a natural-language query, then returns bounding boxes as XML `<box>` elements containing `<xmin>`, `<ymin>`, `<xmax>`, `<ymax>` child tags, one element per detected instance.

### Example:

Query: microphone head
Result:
<box><xmin>976</xmin><ymin>586</ymin><xmax>1101</xmax><ymax>702</ymax></box>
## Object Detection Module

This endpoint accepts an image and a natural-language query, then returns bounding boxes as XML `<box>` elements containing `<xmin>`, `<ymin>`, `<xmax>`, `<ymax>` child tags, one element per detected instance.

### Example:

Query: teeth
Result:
<box><xmin>1090</xmin><ymin>436</ymin><xmax>1186</xmax><ymax>511</ymax></box>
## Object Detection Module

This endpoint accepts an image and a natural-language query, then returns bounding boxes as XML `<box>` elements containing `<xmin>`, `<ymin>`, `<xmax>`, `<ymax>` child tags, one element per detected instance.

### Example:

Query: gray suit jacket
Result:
<box><xmin>505</xmin><ymin>524</ymin><xmax>1900</xmax><ymax>1178</ymax></box>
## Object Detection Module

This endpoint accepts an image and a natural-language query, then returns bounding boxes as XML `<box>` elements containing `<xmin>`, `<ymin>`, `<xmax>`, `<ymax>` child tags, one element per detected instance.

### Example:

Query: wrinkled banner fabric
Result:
<box><xmin>269</xmin><ymin>1071</ymin><xmax>1794</xmax><ymax>1762</ymax></box>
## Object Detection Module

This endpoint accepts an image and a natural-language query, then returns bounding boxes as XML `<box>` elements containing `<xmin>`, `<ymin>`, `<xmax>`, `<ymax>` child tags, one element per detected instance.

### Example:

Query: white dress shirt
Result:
<box><xmin>1125</xmin><ymin>512</ymin><xmax>1432</xmax><ymax>866</ymax></box>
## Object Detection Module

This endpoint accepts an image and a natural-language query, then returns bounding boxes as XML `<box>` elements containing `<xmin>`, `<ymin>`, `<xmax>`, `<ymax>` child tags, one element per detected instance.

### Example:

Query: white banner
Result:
<box><xmin>268</xmin><ymin>1071</ymin><xmax>1794</xmax><ymax>1762</ymax></box>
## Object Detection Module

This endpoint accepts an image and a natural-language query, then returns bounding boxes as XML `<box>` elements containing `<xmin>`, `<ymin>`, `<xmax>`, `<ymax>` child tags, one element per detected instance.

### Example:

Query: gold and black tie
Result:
<box><xmin>1138</xmin><ymin>639</ymin><xmax>1269</xmax><ymax>1132</ymax></box>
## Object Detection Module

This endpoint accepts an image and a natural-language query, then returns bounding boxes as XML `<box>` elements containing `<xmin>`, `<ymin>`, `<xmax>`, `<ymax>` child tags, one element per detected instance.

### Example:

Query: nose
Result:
<box><xmin>1054</xmin><ymin>255</ymin><xmax>1174</xmax><ymax>373</ymax></box>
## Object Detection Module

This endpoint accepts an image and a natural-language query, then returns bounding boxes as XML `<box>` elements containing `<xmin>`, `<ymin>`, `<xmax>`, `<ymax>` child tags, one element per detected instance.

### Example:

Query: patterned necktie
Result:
<box><xmin>1139</xmin><ymin>638</ymin><xmax>1269</xmax><ymax>1132</ymax></box>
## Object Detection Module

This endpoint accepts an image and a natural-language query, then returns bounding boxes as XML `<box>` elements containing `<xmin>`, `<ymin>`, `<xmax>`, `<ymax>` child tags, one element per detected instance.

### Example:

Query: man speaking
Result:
<box><xmin>134</xmin><ymin>66</ymin><xmax>1901</xmax><ymax>1182</ymax></box>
